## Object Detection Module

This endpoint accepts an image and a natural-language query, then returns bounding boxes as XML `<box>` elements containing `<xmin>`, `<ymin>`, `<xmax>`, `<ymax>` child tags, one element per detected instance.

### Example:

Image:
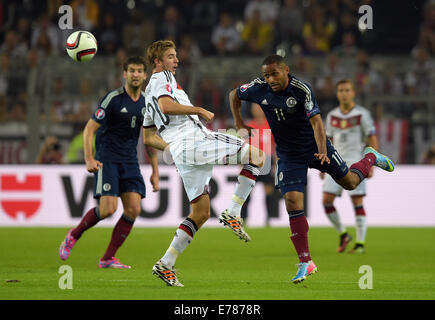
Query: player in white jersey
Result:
<box><xmin>321</xmin><ymin>79</ymin><xmax>379</xmax><ymax>253</ymax></box>
<box><xmin>142</xmin><ymin>40</ymin><xmax>265</xmax><ymax>287</ymax></box>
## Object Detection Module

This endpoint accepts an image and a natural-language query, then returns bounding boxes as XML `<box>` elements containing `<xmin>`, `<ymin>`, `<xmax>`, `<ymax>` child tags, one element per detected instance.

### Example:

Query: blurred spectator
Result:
<box><xmin>66</xmin><ymin>125</ymin><xmax>95</xmax><ymax>164</ymax></box>
<box><xmin>195</xmin><ymin>77</ymin><xmax>223</xmax><ymax>118</ymax></box>
<box><xmin>123</xmin><ymin>9</ymin><xmax>155</xmax><ymax>55</ymax></box>
<box><xmin>274</xmin><ymin>0</ymin><xmax>304</xmax><ymax>50</ymax></box>
<box><xmin>157</xmin><ymin>6</ymin><xmax>186</xmax><ymax>44</ymax></box>
<box><xmin>244</xmin><ymin>0</ymin><xmax>279</xmax><ymax>24</ymax></box>
<box><xmin>70</xmin><ymin>0</ymin><xmax>100</xmax><ymax>31</ymax></box>
<box><xmin>405</xmin><ymin>47</ymin><xmax>434</xmax><ymax>95</ymax></box>
<box><xmin>240</xmin><ymin>8</ymin><xmax>273</xmax><ymax>55</ymax></box>
<box><xmin>8</xmin><ymin>101</ymin><xmax>26</xmax><ymax>122</ymax></box>
<box><xmin>99</xmin><ymin>0</ymin><xmax>129</xmax><ymax>28</ymax></box>
<box><xmin>0</xmin><ymin>30</ymin><xmax>28</xmax><ymax>59</ymax></box>
<box><xmin>48</xmin><ymin>77</ymin><xmax>68</xmax><ymax>123</ymax></box>
<box><xmin>377</xmin><ymin>69</ymin><xmax>404</xmax><ymax>95</ymax></box>
<box><xmin>412</xmin><ymin>0</ymin><xmax>435</xmax><ymax>56</ymax></box>
<box><xmin>16</xmin><ymin>17</ymin><xmax>31</xmax><ymax>48</ymax></box>
<box><xmin>319</xmin><ymin>53</ymin><xmax>348</xmax><ymax>84</ymax></box>
<box><xmin>315</xmin><ymin>76</ymin><xmax>337</xmax><ymax>116</ymax></box>
<box><xmin>68</xmin><ymin>79</ymin><xmax>98</xmax><ymax>124</ymax></box>
<box><xmin>211</xmin><ymin>12</ymin><xmax>241</xmax><ymax>55</ymax></box>
<box><xmin>34</xmin><ymin>30</ymin><xmax>55</xmax><ymax>57</ymax></box>
<box><xmin>31</xmin><ymin>14</ymin><xmax>60</xmax><ymax>56</ymax></box>
<box><xmin>35</xmin><ymin>136</ymin><xmax>65</xmax><ymax>164</ymax></box>
<box><xmin>331</xmin><ymin>11</ymin><xmax>361</xmax><ymax>49</ymax></box>
<box><xmin>354</xmin><ymin>49</ymin><xmax>371</xmax><ymax>95</ymax></box>
<box><xmin>0</xmin><ymin>52</ymin><xmax>9</xmax><ymax>100</ymax></box>
<box><xmin>422</xmin><ymin>144</ymin><xmax>435</xmax><ymax>164</ymax></box>
<box><xmin>191</xmin><ymin>0</ymin><xmax>218</xmax><ymax>27</ymax></box>
<box><xmin>178</xmin><ymin>34</ymin><xmax>202</xmax><ymax>67</ymax></box>
<box><xmin>333</xmin><ymin>32</ymin><xmax>359</xmax><ymax>58</ymax></box>
<box><xmin>94</xmin><ymin>13</ymin><xmax>120</xmax><ymax>55</ymax></box>
<box><xmin>302</xmin><ymin>6</ymin><xmax>335</xmax><ymax>54</ymax></box>
<box><xmin>107</xmin><ymin>48</ymin><xmax>128</xmax><ymax>89</ymax></box>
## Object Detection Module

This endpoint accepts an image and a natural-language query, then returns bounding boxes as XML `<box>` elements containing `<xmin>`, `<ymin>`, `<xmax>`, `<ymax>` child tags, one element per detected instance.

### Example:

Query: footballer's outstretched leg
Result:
<box><xmin>363</xmin><ymin>147</ymin><xmax>395</xmax><ymax>172</ymax></box>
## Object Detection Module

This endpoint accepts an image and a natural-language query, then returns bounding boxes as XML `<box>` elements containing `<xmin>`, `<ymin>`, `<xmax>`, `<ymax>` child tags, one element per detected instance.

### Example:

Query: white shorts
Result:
<box><xmin>173</xmin><ymin>132</ymin><xmax>250</xmax><ymax>201</ymax></box>
<box><xmin>322</xmin><ymin>173</ymin><xmax>366</xmax><ymax>197</ymax></box>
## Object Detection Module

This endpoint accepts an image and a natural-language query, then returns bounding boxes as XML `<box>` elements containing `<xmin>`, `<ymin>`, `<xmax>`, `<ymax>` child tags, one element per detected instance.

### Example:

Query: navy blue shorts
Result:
<box><xmin>93</xmin><ymin>162</ymin><xmax>146</xmax><ymax>199</ymax></box>
<box><xmin>275</xmin><ymin>139</ymin><xmax>349</xmax><ymax>195</ymax></box>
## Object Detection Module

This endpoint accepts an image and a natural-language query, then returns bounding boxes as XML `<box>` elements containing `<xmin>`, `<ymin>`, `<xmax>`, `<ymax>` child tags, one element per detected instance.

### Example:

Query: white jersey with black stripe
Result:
<box><xmin>143</xmin><ymin>70</ymin><xmax>205</xmax><ymax>145</ymax></box>
<box><xmin>325</xmin><ymin>105</ymin><xmax>376</xmax><ymax>163</ymax></box>
<box><xmin>143</xmin><ymin>71</ymin><xmax>245</xmax><ymax>165</ymax></box>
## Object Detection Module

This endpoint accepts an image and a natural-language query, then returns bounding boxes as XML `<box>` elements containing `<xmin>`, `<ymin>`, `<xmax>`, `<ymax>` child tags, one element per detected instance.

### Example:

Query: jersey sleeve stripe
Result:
<box><xmin>291</xmin><ymin>79</ymin><xmax>312</xmax><ymax>102</ymax></box>
<box><xmin>100</xmin><ymin>87</ymin><xmax>124</xmax><ymax>109</ymax></box>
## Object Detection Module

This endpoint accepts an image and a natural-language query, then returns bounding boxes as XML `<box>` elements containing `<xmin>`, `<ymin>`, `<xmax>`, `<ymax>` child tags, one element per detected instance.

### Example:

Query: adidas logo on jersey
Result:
<box><xmin>121</xmin><ymin>107</ymin><xmax>128</xmax><ymax>113</ymax></box>
<box><xmin>261</xmin><ymin>99</ymin><xmax>268</xmax><ymax>105</ymax></box>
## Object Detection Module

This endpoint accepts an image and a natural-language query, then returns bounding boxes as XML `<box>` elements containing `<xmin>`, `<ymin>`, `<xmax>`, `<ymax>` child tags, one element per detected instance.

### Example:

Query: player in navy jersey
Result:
<box><xmin>59</xmin><ymin>56</ymin><xmax>160</xmax><ymax>269</ymax></box>
<box><xmin>229</xmin><ymin>54</ymin><xmax>395</xmax><ymax>284</ymax></box>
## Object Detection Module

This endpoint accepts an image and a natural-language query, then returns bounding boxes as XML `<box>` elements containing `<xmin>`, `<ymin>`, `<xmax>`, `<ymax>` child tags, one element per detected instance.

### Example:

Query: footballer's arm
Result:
<box><xmin>158</xmin><ymin>96</ymin><xmax>214</xmax><ymax>121</ymax></box>
<box><xmin>142</xmin><ymin>126</ymin><xmax>168</xmax><ymax>151</ymax></box>
<box><xmin>144</xmin><ymin>137</ymin><xmax>161</xmax><ymax>192</ymax></box>
<box><xmin>83</xmin><ymin>119</ymin><xmax>102</xmax><ymax>173</ymax></box>
<box><xmin>310</xmin><ymin>114</ymin><xmax>330</xmax><ymax>165</ymax></box>
<box><xmin>228</xmin><ymin>88</ymin><xmax>253</xmax><ymax>135</ymax></box>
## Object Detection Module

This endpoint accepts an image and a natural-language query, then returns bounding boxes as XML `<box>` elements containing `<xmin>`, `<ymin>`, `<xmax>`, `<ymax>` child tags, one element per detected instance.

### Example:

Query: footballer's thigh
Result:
<box><xmin>176</xmin><ymin>162</ymin><xmax>213</xmax><ymax>228</ymax></box>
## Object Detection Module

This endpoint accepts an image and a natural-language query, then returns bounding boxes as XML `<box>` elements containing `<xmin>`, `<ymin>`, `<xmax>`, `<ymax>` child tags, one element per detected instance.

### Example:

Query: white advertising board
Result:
<box><xmin>0</xmin><ymin>165</ymin><xmax>434</xmax><ymax>227</ymax></box>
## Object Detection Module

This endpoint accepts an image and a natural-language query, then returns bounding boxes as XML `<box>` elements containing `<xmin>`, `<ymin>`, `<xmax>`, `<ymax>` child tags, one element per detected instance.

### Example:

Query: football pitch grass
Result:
<box><xmin>1</xmin><ymin>227</ymin><xmax>434</xmax><ymax>300</ymax></box>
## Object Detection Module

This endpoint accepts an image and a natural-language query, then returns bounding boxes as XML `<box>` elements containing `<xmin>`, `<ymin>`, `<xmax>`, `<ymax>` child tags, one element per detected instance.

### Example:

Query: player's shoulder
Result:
<box><xmin>149</xmin><ymin>70</ymin><xmax>175</xmax><ymax>84</ymax></box>
<box><xmin>100</xmin><ymin>86</ymin><xmax>125</xmax><ymax>109</ymax></box>
<box><xmin>354</xmin><ymin>104</ymin><xmax>370</xmax><ymax>113</ymax></box>
<box><xmin>239</xmin><ymin>77</ymin><xmax>268</xmax><ymax>93</ymax></box>
<box><xmin>289</xmin><ymin>75</ymin><xmax>314</xmax><ymax>96</ymax></box>
<box><xmin>326</xmin><ymin>106</ymin><xmax>341</xmax><ymax>116</ymax></box>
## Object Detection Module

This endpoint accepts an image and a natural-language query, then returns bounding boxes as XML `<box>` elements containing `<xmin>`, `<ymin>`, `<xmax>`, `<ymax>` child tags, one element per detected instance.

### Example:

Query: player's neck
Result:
<box><xmin>340</xmin><ymin>102</ymin><xmax>355</xmax><ymax>114</ymax></box>
<box><xmin>125</xmin><ymin>85</ymin><xmax>141</xmax><ymax>102</ymax></box>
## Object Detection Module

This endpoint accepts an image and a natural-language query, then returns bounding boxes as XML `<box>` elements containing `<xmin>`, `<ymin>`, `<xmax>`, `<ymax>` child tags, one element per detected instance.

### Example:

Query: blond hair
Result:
<box><xmin>336</xmin><ymin>79</ymin><xmax>355</xmax><ymax>90</ymax></box>
<box><xmin>146</xmin><ymin>40</ymin><xmax>176</xmax><ymax>68</ymax></box>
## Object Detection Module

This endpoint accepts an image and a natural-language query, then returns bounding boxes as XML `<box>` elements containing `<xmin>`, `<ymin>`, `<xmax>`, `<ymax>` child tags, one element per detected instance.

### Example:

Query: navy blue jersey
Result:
<box><xmin>92</xmin><ymin>87</ymin><xmax>146</xmax><ymax>163</ymax></box>
<box><xmin>237</xmin><ymin>75</ymin><xmax>321</xmax><ymax>157</ymax></box>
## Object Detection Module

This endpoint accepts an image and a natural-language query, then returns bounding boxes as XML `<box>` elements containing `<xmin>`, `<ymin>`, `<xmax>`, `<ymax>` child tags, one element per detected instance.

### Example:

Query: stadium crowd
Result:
<box><xmin>0</xmin><ymin>0</ymin><xmax>434</xmax><ymax>163</ymax></box>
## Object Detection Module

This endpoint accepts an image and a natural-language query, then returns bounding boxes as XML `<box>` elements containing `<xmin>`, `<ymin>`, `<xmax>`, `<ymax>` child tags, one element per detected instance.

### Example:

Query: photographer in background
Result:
<box><xmin>35</xmin><ymin>136</ymin><xmax>65</xmax><ymax>164</ymax></box>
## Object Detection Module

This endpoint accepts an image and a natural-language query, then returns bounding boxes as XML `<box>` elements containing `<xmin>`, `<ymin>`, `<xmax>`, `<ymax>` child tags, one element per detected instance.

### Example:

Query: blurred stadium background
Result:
<box><xmin>0</xmin><ymin>0</ymin><xmax>433</xmax><ymax>220</ymax></box>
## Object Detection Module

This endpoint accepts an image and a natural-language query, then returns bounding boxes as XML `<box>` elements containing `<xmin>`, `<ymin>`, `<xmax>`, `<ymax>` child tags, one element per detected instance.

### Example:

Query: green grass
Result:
<box><xmin>1</xmin><ymin>227</ymin><xmax>434</xmax><ymax>300</ymax></box>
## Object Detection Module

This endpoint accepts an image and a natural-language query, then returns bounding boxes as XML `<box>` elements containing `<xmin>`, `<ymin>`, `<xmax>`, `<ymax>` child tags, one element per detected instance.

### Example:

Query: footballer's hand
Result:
<box><xmin>199</xmin><ymin>108</ymin><xmax>214</xmax><ymax>122</ymax></box>
<box><xmin>150</xmin><ymin>172</ymin><xmax>159</xmax><ymax>192</ymax></box>
<box><xmin>314</xmin><ymin>153</ymin><xmax>330</xmax><ymax>166</ymax></box>
<box><xmin>235</xmin><ymin>122</ymin><xmax>254</xmax><ymax>138</ymax></box>
<box><xmin>86</xmin><ymin>158</ymin><xmax>102</xmax><ymax>173</ymax></box>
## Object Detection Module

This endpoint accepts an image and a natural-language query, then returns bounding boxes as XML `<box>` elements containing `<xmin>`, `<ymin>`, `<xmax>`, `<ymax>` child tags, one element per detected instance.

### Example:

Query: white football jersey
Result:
<box><xmin>143</xmin><ymin>70</ymin><xmax>207</xmax><ymax>145</ymax></box>
<box><xmin>325</xmin><ymin>105</ymin><xmax>376</xmax><ymax>163</ymax></box>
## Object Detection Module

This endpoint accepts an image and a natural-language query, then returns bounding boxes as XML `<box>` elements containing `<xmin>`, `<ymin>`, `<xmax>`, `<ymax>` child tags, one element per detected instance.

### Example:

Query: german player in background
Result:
<box><xmin>59</xmin><ymin>56</ymin><xmax>160</xmax><ymax>269</ymax></box>
<box><xmin>143</xmin><ymin>40</ymin><xmax>265</xmax><ymax>287</ymax></box>
<box><xmin>321</xmin><ymin>79</ymin><xmax>378</xmax><ymax>254</ymax></box>
<box><xmin>230</xmin><ymin>54</ymin><xmax>395</xmax><ymax>284</ymax></box>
